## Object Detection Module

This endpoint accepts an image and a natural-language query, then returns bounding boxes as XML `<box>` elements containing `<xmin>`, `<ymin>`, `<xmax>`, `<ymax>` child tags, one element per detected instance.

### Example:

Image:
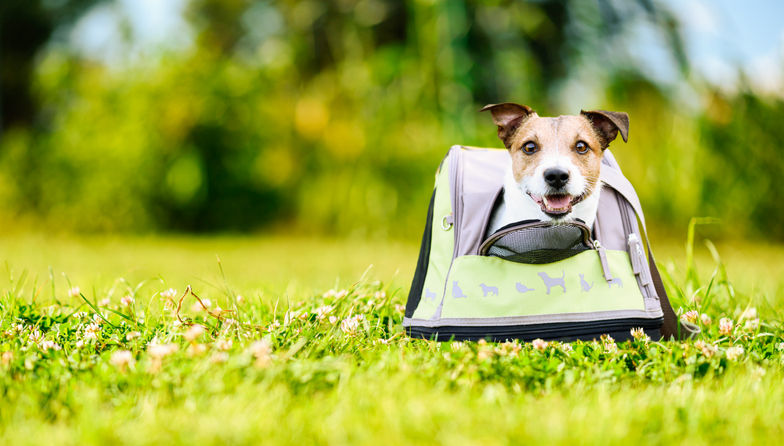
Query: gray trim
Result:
<box><xmin>403</xmin><ymin>308</ymin><xmax>664</xmax><ymax>328</ymax></box>
<box><xmin>432</xmin><ymin>145</ymin><xmax>464</xmax><ymax>320</ymax></box>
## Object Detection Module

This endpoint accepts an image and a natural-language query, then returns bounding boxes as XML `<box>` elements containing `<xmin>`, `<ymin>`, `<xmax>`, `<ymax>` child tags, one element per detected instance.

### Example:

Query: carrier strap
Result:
<box><xmin>601</xmin><ymin>165</ymin><xmax>699</xmax><ymax>340</ymax></box>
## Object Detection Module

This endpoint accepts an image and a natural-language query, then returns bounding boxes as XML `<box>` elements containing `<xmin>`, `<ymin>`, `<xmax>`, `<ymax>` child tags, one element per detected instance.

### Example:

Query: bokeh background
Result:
<box><xmin>2</xmin><ymin>0</ymin><xmax>783</xmax><ymax>240</ymax></box>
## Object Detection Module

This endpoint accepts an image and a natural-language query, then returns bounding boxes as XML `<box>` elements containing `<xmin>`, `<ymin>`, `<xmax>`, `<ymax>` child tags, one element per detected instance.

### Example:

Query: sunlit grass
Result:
<box><xmin>0</xmin><ymin>232</ymin><xmax>783</xmax><ymax>445</ymax></box>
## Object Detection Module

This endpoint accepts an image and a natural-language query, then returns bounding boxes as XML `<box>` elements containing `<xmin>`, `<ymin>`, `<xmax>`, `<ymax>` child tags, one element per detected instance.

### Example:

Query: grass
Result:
<box><xmin>0</xmin><ymin>230</ymin><xmax>783</xmax><ymax>445</ymax></box>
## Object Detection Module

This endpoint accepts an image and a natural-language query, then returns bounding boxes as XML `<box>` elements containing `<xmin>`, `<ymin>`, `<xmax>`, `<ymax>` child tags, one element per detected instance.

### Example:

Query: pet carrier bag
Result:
<box><xmin>404</xmin><ymin>145</ymin><xmax>698</xmax><ymax>342</ymax></box>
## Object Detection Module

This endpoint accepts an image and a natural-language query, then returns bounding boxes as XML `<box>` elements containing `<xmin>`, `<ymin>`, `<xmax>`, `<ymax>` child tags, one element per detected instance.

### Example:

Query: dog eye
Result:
<box><xmin>575</xmin><ymin>141</ymin><xmax>590</xmax><ymax>154</ymax></box>
<box><xmin>521</xmin><ymin>141</ymin><xmax>538</xmax><ymax>155</ymax></box>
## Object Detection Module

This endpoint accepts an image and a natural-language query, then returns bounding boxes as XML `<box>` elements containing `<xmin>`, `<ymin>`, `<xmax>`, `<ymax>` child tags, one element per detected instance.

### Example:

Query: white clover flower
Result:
<box><xmin>110</xmin><ymin>350</ymin><xmax>135</xmax><ymax>371</ymax></box>
<box><xmin>215</xmin><ymin>339</ymin><xmax>232</xmax><ymax>351</ymax></box>
<box><xmin>694</xmin><ymin>340</ymin><xmax>717</xmax><ymax>358</ymax></box>
<box><xmin>335</xmin><ymin>289</ymin><xmax>349</xmax><ymax>299</ymax></box>
<box><xmin>374</xmin><ymin>291</ymin><xmax>386</xmax><ymax>299</ymax></box>
<box><xmin>700</xmin><ymin>313</ymin><xmax>712</xmax><ymax>325</ymax></box>
<box><xmin>84</xmin><ymin>323</ymin><xmax>101</xmax><ymax>341</ymax></box>
<box><xmin>340</xmin><ymin>316</ymin><xmax>362</xmax><ymax>336</ymax></box>
<box><xmin>266</xmin><ymin>320</ymin><xmax>281</xmax><ymax>332</ymax></box>
<box><xmin>68</xmin><ymin>287</ymin><xmax>81</xmax><ymax>298</ymax></box>
<box><xmin>740</xmin><ymin>307</ymin><xmax>757</xmax><ymax>320</ymax></box>
<box><xmin>120</xmin><ymin>295</ymin><xmax>134</xmax><ymax>307</ymax></box>
<box><xmin>210</xmin><ymin>352</ymin><xmax>229</xmax><ymax>364</ymax></box>
<box><xmin>147</xmin><ymin>343</ymin><xmax>178</xmax><ymax>359</ymax></box>
<box><xmin>531</xmin><ymin>338</ymin><xmax>549</xmax><ymax>351</ymax></box>
<box><xmin>28</xmin><ymin>329</ymin><xmax>43</xmax><ymax>344</ymax></box>
<box><xmin>680</xmin><ymin>310</ymin><xmax>699</xmax><ymax>324</ymax></box>
<box><xmin>328</xmin><ymin>316</ymin><xmax>338</xmax><ymax>325</ymax></box>
<box><xmin>98</xmin><ymin>298</ymin><xmax>110</xmax><ymax>306</ymax></box>
<box><xmin>743</xmin><ymin>318</ymin><xmax>760</xmax><ymax>331</ymax></box>
<box><xmin>126</xmin><ymin>331</ymin><xmax>141</xmax><ymax>341</ymax></box>
<box><xmin>187</xmin><ymin>343</ymin><xmax>207</xmax><ymax>357</ymax></box>
<box><xmin>601</xmin><ymin>335</ymin><xmax>618</xmax><ymax>353</ymax></box>
<box><xmin>12</xmin><ymin>323</ymin><xmax>26</xmax><ymax>333</ymax></box>
<box><xmin>559</xmin><ymin>343</ymin><xmax>574</xmax><ymax>353</ymax></box>
<box><xmin>630</xmin><ymin>327</ymin><xmax>650</xmax><ymax>342</ymax></box>
<box><xmin>249</xmin><ymin>339</ymin><xmax>272</xmax><ymax>368</ymax></box>
<box><xmin>719</xmin><ymin>318</ymin><xmax>734</xmax><ymax>336</ymax></box>
<box><xmin>236</xmin><ymin>295</ymin><xmax>244</xmax><ymax>305</ymax></box>
<box><xmin>39</xmin><ymin>340</ymin><xmax>61</xmax><ymax>352</ymax></box>
<box><xmin>160</xmin><ymin>288</ymin><xmax>178</xmax><ymax>300</ymax></box>
<box><xmin>725</xmin><ymin>345</ymin><xmax>744</xmax><ymax>360</ymax></box>
<box><xmin>184</xmin><ymin>324</ymin><xmax>206</xmax><ymax>342</ymax></box>
<box><xmin>75</xmin><ymin>340</ymin><xmax>85</xmax><ymax>349</ymax></box>
<box><xmin>190</xmin><ymin>298</ymin><xmax>212</xmax><ymax>313</ymax></box>
<box><xmin>314</xmin><ymin>305</ymin><xmax>335</xmax><ymax>321</ymax></box>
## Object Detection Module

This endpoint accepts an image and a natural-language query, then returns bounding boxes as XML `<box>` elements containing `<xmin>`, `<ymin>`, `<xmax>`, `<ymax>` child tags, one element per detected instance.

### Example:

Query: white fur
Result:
<box><xmin>488</xmin><ymin>165</ymin><xmax>601</xmax><ymax>234</ymax></box>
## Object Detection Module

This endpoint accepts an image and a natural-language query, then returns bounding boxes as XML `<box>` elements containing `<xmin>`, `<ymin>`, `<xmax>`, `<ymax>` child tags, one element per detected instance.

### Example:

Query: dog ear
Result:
<box><xmin>480</xmin><ymin>103</ymin><xmax>535</xmax><ymax>149</ymax></box>
<box><xmin>580</xmin><ymin>110</ymin><xmax>629</xmax><ymax>147</ymax></box>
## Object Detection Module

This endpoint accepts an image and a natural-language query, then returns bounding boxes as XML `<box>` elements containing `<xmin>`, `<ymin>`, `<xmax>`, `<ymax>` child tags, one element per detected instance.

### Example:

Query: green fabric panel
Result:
<box><xmin>411</xmin><ymin>159</ymin><xmax>454</xmax><ymax>320</ymax></box>
<box><xmin>440</xmin><ymin>250</ymin><xmax>645</xmax><ymax>319</ymax></box>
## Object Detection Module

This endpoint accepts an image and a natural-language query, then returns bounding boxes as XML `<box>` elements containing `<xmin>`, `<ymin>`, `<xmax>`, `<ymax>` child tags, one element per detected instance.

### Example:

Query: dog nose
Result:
<box><xmin>544</xmin><ymin>168</ymin><xmax>570</xmax><ymax>189</ymax></box>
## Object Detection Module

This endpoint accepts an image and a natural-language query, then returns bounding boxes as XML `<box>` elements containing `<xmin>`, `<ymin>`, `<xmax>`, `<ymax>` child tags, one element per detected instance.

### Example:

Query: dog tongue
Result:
<box><xmin>546</xmin><ymin>195</ymin><xmax>571</xmax><ymax>209</ymax></box>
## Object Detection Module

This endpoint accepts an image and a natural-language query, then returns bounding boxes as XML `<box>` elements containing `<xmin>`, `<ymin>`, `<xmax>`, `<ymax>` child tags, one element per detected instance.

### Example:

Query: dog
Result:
<box><xmin>515</xmin><ymin>282</ymin><xmax>535</xmax><ymax>293</ymax></box>
<box><xmin>538</xmin><ymin>271</ymin><xmax>566</xmax><ymax>294</ymax></box>
<box><xmin>482</xmin><ymin>103</ymin><xmax>629</xmax><ymax>234</ymax></box>
<box><xmin>479</xmin><ymin>283</ymin><xmax>499</xmax><ymax>297</ymax></box>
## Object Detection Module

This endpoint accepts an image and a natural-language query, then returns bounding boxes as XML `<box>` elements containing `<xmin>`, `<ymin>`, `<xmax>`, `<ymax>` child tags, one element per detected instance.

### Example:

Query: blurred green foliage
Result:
<box><xmin>0</xmin><ymin>0</ymin><xmax>782</xmax><ymax>239</ymax></box>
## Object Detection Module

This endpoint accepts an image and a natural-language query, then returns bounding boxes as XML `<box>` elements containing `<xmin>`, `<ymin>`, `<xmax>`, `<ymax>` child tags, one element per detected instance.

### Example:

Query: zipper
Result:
<box><xmin>408</xmin><ymin>317</ymin><xmax>664</xmax><ymax>341</ymax></box>
<box><xmin>615</xmin><ymin>192</ymin><xmax>656</xmax><ymax>300</ymax></box>
<box><xmin>479</xmin><ymin>220</ymin><xmax>614</xmax><ymax>282</ymax></box>
<box><xmin>432</xmin><ymin>148</ymin><xmax>464</xmax><ymax>320</ymax></box>
<box><xmin>628</xmin><ymin>233</ymin><xmax>657</xmax><ymax>299</ymax></box>
<box><xmin>474</xmin><ymin>187</ymin><xmax>505</xmax><ymax>253</ymax></box>
<box><xmin>450</xmin><ymin>147</ymin><xmax>464</xmax><ymax>258</ymax></box>
<box><xmin>479</xmin><ymin>221</ymin><xmax>593</xmax><ymax>253</ymax></box>
<box><xmin>592</xmin><ymin>239</ymin><xmax>613</xmax><ymax>282</ymax></box>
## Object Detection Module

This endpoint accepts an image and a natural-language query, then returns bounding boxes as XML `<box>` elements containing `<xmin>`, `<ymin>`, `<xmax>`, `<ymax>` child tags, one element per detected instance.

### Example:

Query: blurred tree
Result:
<box><xmin>1</xmin><ymin>0</ymin><xmax>780</xmax><ymax>241</ymax></box>
<box><xmin>0</xmin><ymin>0</ymin><xmax>101</xmax><ymax>131</ymax></box>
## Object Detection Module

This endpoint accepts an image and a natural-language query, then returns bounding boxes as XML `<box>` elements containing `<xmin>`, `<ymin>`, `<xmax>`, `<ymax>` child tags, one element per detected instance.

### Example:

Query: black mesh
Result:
<box><xmin>480</xmin><ymin>223</ymin><xmax>592</xmax><ymax>264</ymax></box>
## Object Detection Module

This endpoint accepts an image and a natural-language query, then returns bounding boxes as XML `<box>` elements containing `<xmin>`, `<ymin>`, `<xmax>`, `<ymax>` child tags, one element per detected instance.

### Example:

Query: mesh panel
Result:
<box><xmin>480</xmin><ymin>224</ymin><xmax>592</xmax><ymax>264</ymax></box>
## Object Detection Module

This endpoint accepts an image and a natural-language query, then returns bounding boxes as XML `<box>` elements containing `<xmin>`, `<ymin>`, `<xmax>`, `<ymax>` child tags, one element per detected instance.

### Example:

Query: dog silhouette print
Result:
<box><xmin>424</xmin><ymin>288</ymin><xmax>436</xmax><ymax>300</ymax></box>
<box><xmin>579</xmin><ymin>274</ymin><xmax>593</xmax><ymax>292</ymax></box>
<box><xmin>607</xmin><ymin>277</ymin><xmax>623</xmax><ymax>288</ymax></box>
<box><xmin>452</xmin><ymin>281</ymin><xmax>467</xmax><ymax>298</ymax></box>
<box><xmin>479</xmin><ymin>283</ymin><xmax>498</xmax><ymax>297</ymax></box>
<box><xmin>538</xmin><ymin>271</ymin><xmax>566</xmax><ymax>294</ymax></box>
<box><xmin>515</xmin><ymin>282</ymin><xmax>535</xmax><ymax>293</ymax></box>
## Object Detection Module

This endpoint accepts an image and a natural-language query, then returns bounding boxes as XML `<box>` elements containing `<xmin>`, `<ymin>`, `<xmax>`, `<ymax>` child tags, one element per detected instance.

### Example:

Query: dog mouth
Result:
<box><xmin>528</xmin><ymin>192</ymin><xmax>586</xmax><ymax>217</ymax></box>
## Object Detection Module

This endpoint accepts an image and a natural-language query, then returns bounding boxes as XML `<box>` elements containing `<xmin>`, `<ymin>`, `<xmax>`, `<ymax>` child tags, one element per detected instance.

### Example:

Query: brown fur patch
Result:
<box><xmin>506</xmin><ymin>115</ymin><xmax>605</xmax><ymax>192</ymax></box>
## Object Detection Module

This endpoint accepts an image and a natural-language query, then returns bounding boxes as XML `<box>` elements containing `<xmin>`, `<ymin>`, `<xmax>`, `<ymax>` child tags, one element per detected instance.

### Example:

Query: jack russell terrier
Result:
<box><xmin>482</xmin><ymin>103</ymin><xmax>629</xmax><ymax>234</ymax></box>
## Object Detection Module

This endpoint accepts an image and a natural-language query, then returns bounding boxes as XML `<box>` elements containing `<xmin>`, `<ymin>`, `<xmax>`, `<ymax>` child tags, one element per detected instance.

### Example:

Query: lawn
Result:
<box><xmin>0</xmin><ymin>231</ymin><xmax>782</xmax><ymax>445</ymax></box>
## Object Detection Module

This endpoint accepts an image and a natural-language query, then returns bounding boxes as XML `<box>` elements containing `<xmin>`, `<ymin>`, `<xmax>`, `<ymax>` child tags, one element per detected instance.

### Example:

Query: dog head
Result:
<box><xmin>481</xmin><ymin>102</ymin><xmax>628</xmax><ymax>223</ymax></box>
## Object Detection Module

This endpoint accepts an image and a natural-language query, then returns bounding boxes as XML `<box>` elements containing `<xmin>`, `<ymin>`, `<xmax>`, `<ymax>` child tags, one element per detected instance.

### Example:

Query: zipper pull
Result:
<box><xmin>593</xmin><ymin>240</ymin><xmax>614</xmax><ymax>282</ymax></box>
<box><xmin>627</xmin><ymin>234</ymin><xmax>657</xmax><ymax>297</ymax></box>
